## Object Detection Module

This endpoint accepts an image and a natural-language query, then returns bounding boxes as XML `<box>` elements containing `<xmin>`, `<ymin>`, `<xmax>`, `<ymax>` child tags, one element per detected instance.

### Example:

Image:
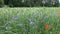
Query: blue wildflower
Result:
<box><xmin>12</xmin><ymin>16</ymin><xmax>18</xmax><ymax>21</ymax></box>
<box><xmin>54</xmin><ymin>12</ymin><xmax>56</xmax><ymax>16</ymax></box>
<box><xmin>5</xmin><ymin>26</ymin><xmax>10</xmax><ymax>30</ymax></box>
<box><xmin>17</xmin><ymin>23</ymin><xmax>23</xmax><ymax>27</ymax></box>
<box><xmin>30</xmin><ymin>21</ymin><xmax>35</xmax><ymax>25</ymax></box>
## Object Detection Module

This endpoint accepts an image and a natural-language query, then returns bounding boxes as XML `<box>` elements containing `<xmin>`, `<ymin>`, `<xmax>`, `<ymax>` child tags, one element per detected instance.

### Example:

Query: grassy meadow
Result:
<box><xmin>0</xmin><ymin>7</ymin><xmax>60</xmax><ymax>34</ymax></box>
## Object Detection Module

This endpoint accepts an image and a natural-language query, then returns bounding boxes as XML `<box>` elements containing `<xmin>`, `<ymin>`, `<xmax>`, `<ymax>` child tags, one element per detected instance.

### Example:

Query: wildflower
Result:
<box><xmin>17</xmin><ymin>23</ymin><xmax>23</xmax><ymax>27</ymax></box>
<box><xmin>30</xmin><ymin>21</ymin><xmax>35</xmax><ymax>25</ymax></box>
<box><xmin>12</xmin><ymin>16</ymin><xmax>18</xmax><ymax>21</ymax></box>
<box><xmin>54</xmin><ymin>12</ymin><xmax>56</xmax><ymax>16</ymax></box>
<box><xmin>58</xmin><ymin>13</ymin><xmax>60</xmax><ymax>17</ymax></box>
<box><xmin>5</xmin><ymin>26</ymin><xmax>10</xmax><ymax>30</ymax></box>
<box><xmin>45</xmin><ymin>25</ymin><xmax>50</xmax><ymax>30</ymax></box>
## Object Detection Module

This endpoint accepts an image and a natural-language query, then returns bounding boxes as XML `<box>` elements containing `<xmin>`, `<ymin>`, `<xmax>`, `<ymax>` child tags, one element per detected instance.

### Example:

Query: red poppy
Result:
<box><xmin>58</xmin><ymin>14</ymin><xmax>60</xmax><ymax>17</ymax></box>
<box><xmin>45</xmin><ymin>25</ymin><xmax>50</xmax><ymax>30</ymax></box>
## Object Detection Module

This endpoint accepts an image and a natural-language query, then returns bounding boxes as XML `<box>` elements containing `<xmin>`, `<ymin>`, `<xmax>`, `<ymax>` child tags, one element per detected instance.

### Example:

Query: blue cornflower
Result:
<box><xmin>5</xmin><ymin>26</ymin><xmax>10</xmax><ymax>30</ymax></box>
<box><xmin>54</xmin><ymin>12</ymin><xmax>56</xmax><ymax>16</ymax></box>
<box><xmin>12</xmin><ymin>16</ymin><xmax>18</xmax><ymax>21</ymax></box>
<box><xmin>17</xmin><ymin>23</ymin><xmax>23</xmax><ymax>27</ymax></box>
<box><xmin>30</xmin><ymin>21</ymin><xmax>35</xmax><ymax>25</ymax></box>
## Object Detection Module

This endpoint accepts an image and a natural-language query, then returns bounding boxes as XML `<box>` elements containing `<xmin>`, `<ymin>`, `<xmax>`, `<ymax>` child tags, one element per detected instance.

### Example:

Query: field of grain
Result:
<box><xmin>0</xmin><ymin>7</ymin><xmax>60</xmax><ymax>34</ymax></box>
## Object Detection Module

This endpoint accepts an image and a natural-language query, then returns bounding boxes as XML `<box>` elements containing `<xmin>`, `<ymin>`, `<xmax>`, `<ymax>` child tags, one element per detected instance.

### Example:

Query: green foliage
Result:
<box><xmin>8</xmin><ymin>0</ymin><xmax>26</xmax><ymax>7</ymax></box>
<box><xmin>0</xmin><ymin>0</ymin><xmax>60</xmax><ymax>7</ymax></box>
<box><xmin>0</xmin><ymin>0</ymin><xmax>4</xmax><ymax>7</ymax></box>
<box><xmin>8</xmin><ymin>0</ymin><xmax>59</xmax><ymax>7</ymax></box>
<box><xmin>0</xmin><ymin>8</ymin><xmax>60</xmax><ymax>34</ymax></box>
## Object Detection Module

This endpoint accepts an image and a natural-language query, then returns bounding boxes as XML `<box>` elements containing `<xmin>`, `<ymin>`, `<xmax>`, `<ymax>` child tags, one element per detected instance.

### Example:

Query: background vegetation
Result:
<box><xmin>0</xmin><ymin>0</ymin><xmax>59</xmax><ymax>7</ymax></box>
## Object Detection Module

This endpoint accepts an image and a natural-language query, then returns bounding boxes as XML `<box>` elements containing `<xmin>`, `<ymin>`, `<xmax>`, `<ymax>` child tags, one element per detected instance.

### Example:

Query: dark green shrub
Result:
<box><xmin>3</xmin><ymin>0</ymin><xmax>60</xmax><ymax>7</ymax></box>
<box><xmin>8</xmin><ymin>0</ymin><xmax>26</xmax><ymax>7</ymax></box>
<box><xmin>0</xmin><ymin>0</ymin><xmax>4</xmax><ymax>7</ymax></box>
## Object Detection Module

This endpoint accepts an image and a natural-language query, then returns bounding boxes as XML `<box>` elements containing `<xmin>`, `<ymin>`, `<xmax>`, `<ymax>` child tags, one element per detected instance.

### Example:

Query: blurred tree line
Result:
<box><xmin>0</xmin><ymin>0</ymin><xmax>59</xmax><ymax>7</ymax></box>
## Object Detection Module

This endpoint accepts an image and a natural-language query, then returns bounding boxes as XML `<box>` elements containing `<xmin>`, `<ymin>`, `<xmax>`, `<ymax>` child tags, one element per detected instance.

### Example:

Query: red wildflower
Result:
<box><xmin>58</xmin><ymin>14</ymin><xmax>60</xmax><ymax>17</ymax></box>
<box><xmin>45</xmin><ymin>25</ymin><xmax>50</xmax><ymax>30</ymax></box>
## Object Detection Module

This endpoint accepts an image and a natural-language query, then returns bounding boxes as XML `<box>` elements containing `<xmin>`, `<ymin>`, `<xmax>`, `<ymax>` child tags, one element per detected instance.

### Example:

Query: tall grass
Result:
<box><xmin>0</xmin><ymin>8</ymin><xmax>60</xmax><ymax>34</ymax></box>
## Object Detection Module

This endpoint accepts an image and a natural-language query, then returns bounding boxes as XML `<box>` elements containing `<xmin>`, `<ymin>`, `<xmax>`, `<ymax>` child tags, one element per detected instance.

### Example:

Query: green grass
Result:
<box><xmin>0</xmin><ymin>7</ymin><xmax>60</xmax><ymax>34</ymax></box>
